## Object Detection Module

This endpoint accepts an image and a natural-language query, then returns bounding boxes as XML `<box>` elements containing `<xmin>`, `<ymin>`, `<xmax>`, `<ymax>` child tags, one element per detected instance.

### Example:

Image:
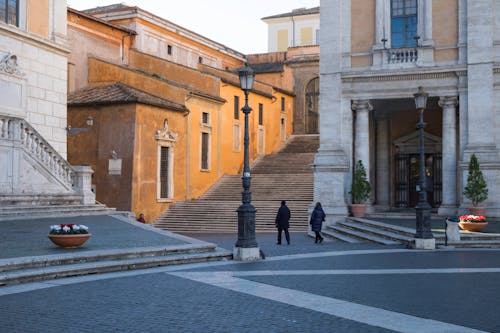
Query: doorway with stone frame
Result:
<box><xmin>371</xmin><ymin>98</ymin><xmax>443</xmax><ymax>211</ymax></box>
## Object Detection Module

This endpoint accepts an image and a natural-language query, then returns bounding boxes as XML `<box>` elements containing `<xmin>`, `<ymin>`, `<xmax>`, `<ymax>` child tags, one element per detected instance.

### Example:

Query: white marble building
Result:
<box><xmin>0</xmin><ymin>0</ymin><xmax>94</xmax><ymax>207</ymax></box>
<box><xmin>316</xmin><ymin>0</ymin><xmax>500</xmax><ymax>223</ymax></box>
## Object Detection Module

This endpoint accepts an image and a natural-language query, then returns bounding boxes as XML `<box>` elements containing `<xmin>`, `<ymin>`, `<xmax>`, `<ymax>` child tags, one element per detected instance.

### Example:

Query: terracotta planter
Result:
<box><xmin>351</xmin><ymin>204</ymin><xmax>367</xmax><ymax>218</ymax></box>
<box><xmin>48</xmin><ymin>234</ymin><xmax>91</xmax><ymax>248</ymax></box>
<box><xmin>469</xmin><ymin>206</ymin><xmax>486</xmax><ymax>216</ymax></box>
<box><xmin>458</xmin><ymin>222</ymin><xmax>488</xmax><ymax>232</ymax></box>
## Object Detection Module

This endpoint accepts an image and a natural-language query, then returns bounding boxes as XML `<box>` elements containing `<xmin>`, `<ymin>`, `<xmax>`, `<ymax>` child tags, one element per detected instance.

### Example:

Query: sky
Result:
<box><xmin>67</xmin><ymin>0</ymin><xmax>320</xmax><ymax>54</ymax></box>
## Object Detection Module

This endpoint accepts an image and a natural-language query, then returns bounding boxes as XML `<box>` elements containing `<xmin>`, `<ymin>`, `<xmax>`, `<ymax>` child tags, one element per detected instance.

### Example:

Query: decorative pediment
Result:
<box><xmin>394</xmin><ymin>131</ymin><xmax>442</xmax><ymax>154</ymax></box>
<box><xmin>155</xmin><ymin>121</ymin><xmax>178</xmax><ymax>143</ymax></box>
<box><xmin>0</xmin><ymin>52</ymin><xmax>24</xmax><ymax>76</ymax></box>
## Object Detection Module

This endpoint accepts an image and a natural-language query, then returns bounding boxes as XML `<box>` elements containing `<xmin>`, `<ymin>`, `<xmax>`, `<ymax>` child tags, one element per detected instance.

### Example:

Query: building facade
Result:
<box><xmin>316</xmin><ymin>0</ymin><xmax>500</xmax><ymax>224</ymax></box>
<box><xmin>0</xmin><ymin>0</ymin><xmax>94</xmax><ymax>206</ymax></box>
<box><xmin>260</xmin><ymin>7</ymin><xmax>320</xmax><ymax>135</ymax></box>
<box><xmin>67</xmin><ymin>5</ymin><xmax>294</xmax><ymax>222</ymax></box>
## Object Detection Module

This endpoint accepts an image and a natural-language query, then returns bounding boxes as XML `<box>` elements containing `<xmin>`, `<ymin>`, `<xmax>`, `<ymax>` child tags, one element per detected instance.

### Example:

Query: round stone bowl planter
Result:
<box><xmin>458</xmin><ymin>222</ymin><xmax>488</xmax><ymax>232</ymax></box>
<box><xmin>48</xmin><ymin>234</ymin><xmax>91</xmax><ymax>248</ymax></box>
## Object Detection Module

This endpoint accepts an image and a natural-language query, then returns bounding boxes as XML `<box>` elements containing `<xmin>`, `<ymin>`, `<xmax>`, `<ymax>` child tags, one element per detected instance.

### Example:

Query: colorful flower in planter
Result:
<box><xmin>459</xmin><ymin>215</ymin><xmax>486</xmax><ymax>223</ymax></box>
<box><xmin>49</xmin><ymin>224</ymin><xmax>89</xmax><ymax>235</ymax></box>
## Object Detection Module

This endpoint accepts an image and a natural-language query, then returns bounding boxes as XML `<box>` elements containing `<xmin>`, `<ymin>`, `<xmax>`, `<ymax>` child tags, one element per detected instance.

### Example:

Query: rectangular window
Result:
<box><xmin>160</xmin><ymin>146</ymin><xmax>169</xmax><ymax>198</ymax></box>
<box><xmin>202</xmin><ymin>112</ymin><xmax>209</xmax><ymax>124</ymax></box>
<box><xmin>280</xmin><ymin>118</ymin><xmax>286</xmax><ymax>141</ymax></box>
<box><xmin>258</xmin><ymin>103</ymin><xmax>263</xmax><ymax>126</ymax></box>
<box><xmin>167</xmin><ymin>45</ymin><xmax>172</xmax><ymax>55</ymax></box>
<box><xmin>234</xmin><ymin>96</ymin><xmax>240</xmax><ymax>120</ymax></box>
<box><xmin>300</xmin><ymin>27</ymin><xmax>313</xmax><ymax>46</ymax></box>
<box><xmin>391</xmin><ymin>0</ymin><xmax>417</xmax><ymax>48</ymax></box>
<box><xmin>232</xmin><ymin>124</ymin><xmax>240</xmax><ymax>151</ymax></box>
<box><xmin>281</xmin><ymin>97</ymin><xmax>285</xmax><ymax>112</ymax></box>
<box><xmin>0</xmin><ymin>0</ymin><xmax>18</xmax><ymax>26</ymax></box>
<box><xmin>201</xmin><ymin>132</ymin><xmax>209</xmax><ymax>170</ymax></box>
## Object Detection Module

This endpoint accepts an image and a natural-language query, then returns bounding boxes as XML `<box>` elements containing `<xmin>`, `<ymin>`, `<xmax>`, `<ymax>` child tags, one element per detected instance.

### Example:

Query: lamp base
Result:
<box><xmin>233</xmin><ymin>246</ymin><xmax>261</xmax><ymax>261</ymax></box>
<box><xmin>412</xmin><ymin>238</ymin><xmax>436</xmax><ymax>250</ymax></box>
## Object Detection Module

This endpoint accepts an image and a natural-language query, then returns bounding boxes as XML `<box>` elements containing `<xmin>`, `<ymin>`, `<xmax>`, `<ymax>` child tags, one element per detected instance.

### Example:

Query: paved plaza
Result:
<box><xmin>1</xmin><ymin>231</ymin><xmax>500</xmax><ymax>332</ymax></box>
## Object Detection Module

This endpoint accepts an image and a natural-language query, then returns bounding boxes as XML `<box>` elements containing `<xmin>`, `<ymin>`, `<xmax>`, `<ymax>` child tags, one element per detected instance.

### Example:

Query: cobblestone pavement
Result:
<box><xmin>1</xmin><ymin>232</ymin><xmax>499</xmax><ymax>333</ymax></box>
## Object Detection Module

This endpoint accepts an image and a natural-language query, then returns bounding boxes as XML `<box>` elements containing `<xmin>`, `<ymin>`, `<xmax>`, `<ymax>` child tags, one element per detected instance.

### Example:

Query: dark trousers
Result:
<box><xmin>314</xmin><ymin>231</ymin><xmax>323</xmax><ymax>242</ymax></box>
<box><xmin>277</xmin><ymin>227</ymin><xmax>290</xmax><ymax>244</ymax></box>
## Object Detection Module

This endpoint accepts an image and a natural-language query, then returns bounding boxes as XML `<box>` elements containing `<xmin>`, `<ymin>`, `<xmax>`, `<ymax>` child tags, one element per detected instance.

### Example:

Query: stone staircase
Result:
<box><xmin>0</xmin><ymin>115</ymin><xmax>102</xmax><ymax>221</ymax></box>
<box><xmin>324</xmin><ymin>216</ymin><xmax>500</xmax><ymax>248</ymax></box>
<box><xmin>154</xmin><ymin>135</ymin><xmax>319</xmax><ymax>233</ymax></box>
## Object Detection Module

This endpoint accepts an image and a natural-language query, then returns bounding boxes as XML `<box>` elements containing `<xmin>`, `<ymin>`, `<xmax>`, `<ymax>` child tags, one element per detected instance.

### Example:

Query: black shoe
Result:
<box><xmin>315</xmin><ymin>239</ymin><xmax>318</xmax><ymax>243</ymax></box>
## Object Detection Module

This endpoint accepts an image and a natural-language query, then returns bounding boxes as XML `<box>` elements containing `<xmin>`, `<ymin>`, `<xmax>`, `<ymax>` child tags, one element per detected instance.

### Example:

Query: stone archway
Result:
<box><xmin>305</xmin><ymin>77</ymin><xmax>319</xmax><ymax>134</ymax></box>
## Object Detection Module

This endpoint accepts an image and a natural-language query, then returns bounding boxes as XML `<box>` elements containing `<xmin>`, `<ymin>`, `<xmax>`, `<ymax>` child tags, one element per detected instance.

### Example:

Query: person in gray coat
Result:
<box><xmin>310</xmin><ymin>202</ymin><xmax>326</xmax><ymax>243</ymax></box>
<box><xmin>275</xmin><ymin>200</ymin><xmax>291</xmax><ymax>245</ymax></box>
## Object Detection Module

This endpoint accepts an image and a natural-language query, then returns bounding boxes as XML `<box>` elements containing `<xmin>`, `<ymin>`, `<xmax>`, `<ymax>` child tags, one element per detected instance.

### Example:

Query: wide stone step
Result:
<box><xmin>0</xmin><ymin>246</ymin><xmax>231</xmax><ymax>286</ymax></box>
<box><xmin>0</xmin><ymin>204</ymin><xmax>117</xmax><ymax>221</ymax></box>
<box><xmin>321</xmin><ymin>228</ymin><xmax>363</xmax><ymax>243</ymax></box>
<box><xmin>328</xmin><ymin>224</ymin><xmax>402</xmax><ymax>246</ymax></box>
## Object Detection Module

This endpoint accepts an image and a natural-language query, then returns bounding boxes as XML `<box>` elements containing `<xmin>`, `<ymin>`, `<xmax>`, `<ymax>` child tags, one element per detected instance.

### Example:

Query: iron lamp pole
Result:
<box><xmin>414</xmin><ymin>87</ymin><xmax>434</xmax><ymax>240</ymax></box>
<box><xmin>234</xmin><ymin>64</ymin><xmax>259</xmax><ymax>259</ymax></box>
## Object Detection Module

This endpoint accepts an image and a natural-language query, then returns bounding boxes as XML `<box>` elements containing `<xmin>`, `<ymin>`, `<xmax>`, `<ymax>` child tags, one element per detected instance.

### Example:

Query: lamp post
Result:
<box><xmin>413</xmin><ymin>87</ymin><xmax>434</xmax><ymax>248</ymax></box>
<box><xmin>233</xmin><ymin>64</ymin><xmax>260</xmax><ymax>260</ymax></box>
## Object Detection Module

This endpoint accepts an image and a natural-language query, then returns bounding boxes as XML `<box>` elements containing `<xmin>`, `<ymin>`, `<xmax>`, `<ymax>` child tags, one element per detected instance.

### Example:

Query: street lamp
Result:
<box><xmin>233</xmin><ymin>64</ymin><xmax>260</xmax><ymax>260</ymax></box>
<box><xmin>413</xmin><ymin>87</ymin><xmax>434</xmax><ymax>247</ymax></box>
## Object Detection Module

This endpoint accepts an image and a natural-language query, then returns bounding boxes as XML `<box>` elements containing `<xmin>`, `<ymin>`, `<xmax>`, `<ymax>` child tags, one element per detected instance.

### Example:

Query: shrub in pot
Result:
<box><xmin>349</xmin><ymin>160</ymin><xmax>371</xmax><ymax>217</ymax></box>
<box><xmin>463</xmin><ymin>154</ymin><xmax>488</xmax><ymax>215</ymax></box>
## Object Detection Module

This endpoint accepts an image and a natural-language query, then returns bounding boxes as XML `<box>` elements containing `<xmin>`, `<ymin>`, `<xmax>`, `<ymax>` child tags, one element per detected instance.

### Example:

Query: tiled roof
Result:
<box><xmin>262</xmin><ymin>7</ymin><xmax>320</xmax><ymax>20</ymax></box>
<box><xmin>68</xmin><ymin>82</ymin><xmax>188</xmax><ymax>112</ymax></box>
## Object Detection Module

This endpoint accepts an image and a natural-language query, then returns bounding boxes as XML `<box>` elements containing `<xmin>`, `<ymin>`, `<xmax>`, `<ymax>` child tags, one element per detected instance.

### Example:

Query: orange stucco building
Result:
<box><xmin>66</xmin><ymin>5</ymin><xmax>294</xmax><ymax>222</ymax></box>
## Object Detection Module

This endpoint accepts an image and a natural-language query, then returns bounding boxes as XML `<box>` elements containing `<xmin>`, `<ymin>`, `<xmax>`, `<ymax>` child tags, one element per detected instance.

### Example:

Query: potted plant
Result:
<box><xmin>349</xmin><ymin>160</ymin><xmax>371</xmax><ymax>217</ymax></box>
<box><xmin>458</xmin><ymin>214</ymin><xmax>488</xmax><ymax>232</ymax></box>
<box><xmin>463</xmin><ymin>154</ymin><xmax>488</xmax><ymax>216</ymax></box>
<box><xmin>48</xmin><ymin>224</ymin><xmax>91</xmax><ymax>248</ymax></box>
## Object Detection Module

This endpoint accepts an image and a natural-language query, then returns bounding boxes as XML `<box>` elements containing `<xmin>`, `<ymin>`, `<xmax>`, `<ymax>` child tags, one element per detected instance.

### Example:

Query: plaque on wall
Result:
<box><xmin>108</xmin><ymin>159</ymin><xmax>122</xmax><ymax>175</ymax></box>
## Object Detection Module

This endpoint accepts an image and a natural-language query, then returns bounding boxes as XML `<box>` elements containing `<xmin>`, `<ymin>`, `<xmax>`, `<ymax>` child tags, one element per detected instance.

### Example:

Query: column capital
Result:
<box><xmin>438</xmin><ymin>96</ymin><xmax>459</xmax><ymax>109</ymax></box>
<box><xmin>351</xmin><ymin>99</ymin><xmax>373</xmax><ymax>112</ymax></box>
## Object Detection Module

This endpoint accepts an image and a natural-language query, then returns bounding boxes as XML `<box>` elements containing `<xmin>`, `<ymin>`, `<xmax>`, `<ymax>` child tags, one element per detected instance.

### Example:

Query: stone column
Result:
<box><xmin>311</xmin><ymin>0</ymin><xmax>350</xmax><ymax>224</ymax></box>
<box><xmin>376</xmin><ymin>113</ymin><xmax>390</xmax><ymax>209</ymax></box>
<box><xmin>352</xmin><ymin>100</ymin><xmax>373</xmax><ymax>178</ymax></box>
<box><xmin>438</xmin><ymin>96</ymin><xmax>459</xmax><ymax>216</ymax></box>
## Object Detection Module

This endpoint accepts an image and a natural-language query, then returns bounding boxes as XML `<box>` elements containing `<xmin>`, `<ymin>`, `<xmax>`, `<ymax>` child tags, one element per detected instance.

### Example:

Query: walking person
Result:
<box><xmin>310</xmin><ymin>202</ymin><xmax>326</xmax><ymax>243</ymax></box>
<box><xmin>275</xmin><ymin>200</ymin><xmax>291</xmax><ymax>245</ymax></box>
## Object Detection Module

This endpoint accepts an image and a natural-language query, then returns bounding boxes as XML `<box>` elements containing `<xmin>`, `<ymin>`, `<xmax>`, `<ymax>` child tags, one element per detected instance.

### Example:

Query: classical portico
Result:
<box><xmin>315</xmin><ymin>68</ymin><xmax>467</xmax><ymax>221</ymax></box>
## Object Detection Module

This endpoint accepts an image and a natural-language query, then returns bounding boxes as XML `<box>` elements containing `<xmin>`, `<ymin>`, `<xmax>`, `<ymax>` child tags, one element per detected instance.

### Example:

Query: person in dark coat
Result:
<box><xmin>310</xmin><ymin>202</ymin><xmax>326</xmax><ymax>243</ymax></box>
<box><xmin>275</xmin><ymin>200</ymin><xmax>291</xmax><ymax>245</ymax></box>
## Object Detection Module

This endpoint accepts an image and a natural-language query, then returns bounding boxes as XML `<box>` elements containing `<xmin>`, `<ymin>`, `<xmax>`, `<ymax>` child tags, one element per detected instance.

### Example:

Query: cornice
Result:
<box><xmin>342</xmin><ymin>67</ymin><xmax>467</xmax><ymax>83</ymax></box>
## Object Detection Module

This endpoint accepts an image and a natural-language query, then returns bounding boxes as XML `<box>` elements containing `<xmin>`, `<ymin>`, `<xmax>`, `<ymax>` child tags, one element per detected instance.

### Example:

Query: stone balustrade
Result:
<box><xmin>0</xmin><ymin>116</ymin><xmax>74</xmax><ymax>190</ymax></box>
<box><xmin>0</xmin><ymin>115</ymin><xmax>95</xmax><ymax>205</ymax></box>
<box><xmin>387</xmin><ymin>48</ymin><xmax>418</xmax><ymax>64</ymax></box>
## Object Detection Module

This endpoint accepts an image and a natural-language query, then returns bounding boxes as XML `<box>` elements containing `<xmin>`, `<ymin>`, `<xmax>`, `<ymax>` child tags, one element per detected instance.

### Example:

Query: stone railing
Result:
<box><xmin>387</xmin><ymin>48</ymin><xmax>418</xmax><ymax>64</ymax></box>
<box><xmin>0</xmin><ymin>116</ymin><xmax>74</xmax><ymax>190</ymax></box>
